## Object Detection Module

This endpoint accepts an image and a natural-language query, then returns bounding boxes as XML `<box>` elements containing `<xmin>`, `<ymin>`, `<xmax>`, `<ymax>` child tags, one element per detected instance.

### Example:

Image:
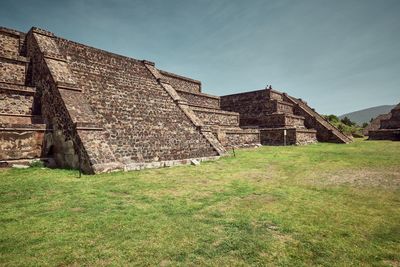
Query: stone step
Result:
<box><xmin>283</xmin><ymin>95</ymin><xmax>352</xmax><ymax>144</ymax></box>
<box><xmin>262</xmin><ymin>113</ymin><xmax>306</xmax><ymax>128</ymax></box>
<box><xmin>0</xmin><ymin>123</ymin><xmax>48</xmax><ymax>130</ymax></box>
<box><xmin>177</xmin><ymin>89</ymin><xmax>220</xmax><ymax>109</ymax></box>
<box><xmin>0</xmin><ymin>157</ymin><xmax>55</xmax><ymax>168</ymax></box>
<box><xmin>0</xmin><ymin>82</ymin><xmax>36</xmax><ymax>94</ymax></box>
<box><xmin>190</xmin><ymin>106</ymin><xmax>240</xmax><ymax>127</ymax></box>
<box><xmin>211</xmin><ymin>126</ymin><xmax>259</xmax><ymax>134</ymax></box>
<box><xmin>210</xmin><ymin>126</ymin><xmax>260</xmax><ymax>149</ymax></box>
<box><xmin>0</xmin><ymin>113</ymin><xmax>43</xmax><ymax>124</ymax></box>
<box><xmin>260</xmin><ymin>127</ymin><xmax>317</xmax><ymax>146</ymax></box>
<box><xmin>266</xmin><ymin>99</ymin><xmax>294</xmax><ymax>114</ymax></box>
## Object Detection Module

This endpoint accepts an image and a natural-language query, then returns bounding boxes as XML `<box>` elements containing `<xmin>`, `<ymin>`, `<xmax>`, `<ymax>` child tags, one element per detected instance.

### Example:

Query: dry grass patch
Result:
<box><xmin>310</xmin><ymin>168</ymin><xmax>400</xmax><ymax>188</ymax></box>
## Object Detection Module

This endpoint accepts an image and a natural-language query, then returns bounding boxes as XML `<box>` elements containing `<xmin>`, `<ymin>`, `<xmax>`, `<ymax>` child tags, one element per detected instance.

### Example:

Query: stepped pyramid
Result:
<box><xmin>368</xmin><ymin>103</ymin><xmax>400</xmax><ymax>141</ymax></box>
<box><xmin>363</xmin><ymin>113</ymin><xmax>391</xmax><ymax>136</ymax></box>
<box><xmin>0</xmin><ymin>26</ymin><xmax>258</xmax><ymax>173</ymax></box>
<box><xmin>0</xmin><ymin>26</ymin><xmax>350</xmax><ymax>173</ymax></box>
<box><xmin>221</xmin><ymin>88</ymin><xmax>352</xmax><ymax>145</ymax></box>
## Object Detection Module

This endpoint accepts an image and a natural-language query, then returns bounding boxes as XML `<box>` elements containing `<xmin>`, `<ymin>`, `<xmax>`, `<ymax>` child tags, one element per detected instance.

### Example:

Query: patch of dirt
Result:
<box><xmin>109</xmin><ymin>190</ymin><xmax>131</xmax><ymax>196</ymax></box>
<box><xmin>232</xmin><ymin>165</ymin><xmax>280</xmax><ymax>182</ymax></box>
<box><xmin>309</xmin><ymin>168</ymin><xmax>400</xmax><ymax>188</ymax></box>
<box><xmin>70</xmin><ymin>207</ymin><xmax>85</xmax><ymax>213</ymax></box>
<box><xmin>253</xmin><ymin>221</ymin><xmax>297</xmax><ymax>252</ymax></box>
<box><xmin>383</xmin><ymin>260</ymin><xmax>400</xmax><ymax>267</ymax></box>
<box><xmin>159</xmin><ymin>259</ymin><xmax>172</xmax><ymax>266</ymax></box>
<box><xmin>194</xmin><ymin>193</ymin><xmax>276</xmax><ymax>220</ymax></box>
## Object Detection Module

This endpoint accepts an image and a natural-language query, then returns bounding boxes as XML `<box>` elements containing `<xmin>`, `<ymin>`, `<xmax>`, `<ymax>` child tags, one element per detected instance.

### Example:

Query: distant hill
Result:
<box><xmin>339</xmin><ymin>105</ymin><xmax>396</xmax><ymax>124</ymax></box>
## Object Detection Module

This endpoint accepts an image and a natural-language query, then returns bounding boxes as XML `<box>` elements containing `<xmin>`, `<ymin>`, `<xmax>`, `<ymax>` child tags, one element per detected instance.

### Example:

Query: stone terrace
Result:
<box><xmin>369</xmin><ymin>103</ymin><xmax>400</xmax><ymax>141</ymax></box>
<box><xmin>220</xmin><ymin>88</ymin><xmax>352</xmax><ymax>145</ymax></box>
<box><xmin>0</xmin><ymin>26</ymin><xmax>261</xmax><ymax>173</ymax></box>
<box><xmin>158</xmin><ymin>71</ymin><xmax>260</xmax><ymax>148</ymax></box>
<box><xmin>0</xmin><ymin>26</ymin><xmax>351</xmax><ymax>173</ymax></box>
<box><xmin>0</xmin><ymin>27</ymin><xmax>49</xmax><ymax>163</ymax></box>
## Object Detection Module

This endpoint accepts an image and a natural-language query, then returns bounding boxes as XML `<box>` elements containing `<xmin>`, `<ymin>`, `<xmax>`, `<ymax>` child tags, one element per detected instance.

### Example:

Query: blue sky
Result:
<box><xmin>1</xmin><ymin>0</ymin><xmax>399</xmax><ymax>115</ymax></box>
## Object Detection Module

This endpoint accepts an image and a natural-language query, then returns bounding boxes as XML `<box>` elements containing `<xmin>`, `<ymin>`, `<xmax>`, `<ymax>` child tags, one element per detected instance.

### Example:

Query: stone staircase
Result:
<box><xmin>0</xmin><ymin>27</ymin><xmax>50</xmax><ymax>165</ymax></box>
<box><xmin>283</xmin><ymin>94</ymin><xmax>352</xmax><ymax>143</ymax></box>
<box><xmin>160</xmin><ymin>72</ymin><xmax>260</xmax><ymax>149</ymax></box>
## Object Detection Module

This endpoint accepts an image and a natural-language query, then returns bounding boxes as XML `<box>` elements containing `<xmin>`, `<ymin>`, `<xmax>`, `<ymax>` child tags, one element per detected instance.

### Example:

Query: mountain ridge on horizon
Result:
<box><xmin>339</xmin><ymin>104</ymin><xmax>396</xmax><ymax>124</ymax></box>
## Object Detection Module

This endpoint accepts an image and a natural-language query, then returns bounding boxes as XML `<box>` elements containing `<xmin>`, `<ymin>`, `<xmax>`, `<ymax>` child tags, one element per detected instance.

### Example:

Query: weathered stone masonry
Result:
<box><xmin>0</xmin><ymin>26</ymin><xmax>351</xmax><ymax>173</ymax></box>
<box><xmin>0</xmin><ymin>27</ymin><xmax>48</xmax><ymax>162</ymax></box>
<box><xmin>369</xmin><ymin>103</ymin><xmax>400</xmax><ymax>141</ymax></box>
<box><xmin>1</xmin><ymin>26</ymin><xmax>231</xmax><ymax>173</ymax></box>
<box><xmin>221</xmin><ymin>88</ymin><xmax>352</xmax><ymax>145</ymax></box>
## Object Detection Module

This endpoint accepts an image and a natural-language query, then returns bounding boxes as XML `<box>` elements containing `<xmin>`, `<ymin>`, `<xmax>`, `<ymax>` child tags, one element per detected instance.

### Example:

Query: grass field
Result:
<box><xmin>1</xmin><ymin>139</ymin><xmax>399</xmax><ymax>266</ymax></box>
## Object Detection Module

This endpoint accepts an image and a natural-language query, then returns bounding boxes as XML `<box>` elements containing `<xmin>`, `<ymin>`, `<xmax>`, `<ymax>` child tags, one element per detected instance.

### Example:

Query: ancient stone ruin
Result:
<box><xmin>368</xmin><ymin>103</ymin><xmax>400</xmax><ymax>141</ymax></box>
<box><xmin>363</xmin><ymin>113</ymin><xmax>391</xmax><ymax>136</ymax></box>
<box><xmin>0</xmin><ymin>26</ymin><xmax>350</xmax><ymax>173</ymax></box>
<box><xmin>220</xmin><ymin>89</ymin><xmax>352</xmax><ymax>145</ymax></box>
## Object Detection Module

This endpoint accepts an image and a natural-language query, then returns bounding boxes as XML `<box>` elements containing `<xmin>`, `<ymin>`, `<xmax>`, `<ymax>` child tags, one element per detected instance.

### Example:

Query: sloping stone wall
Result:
<box><xmin>175</xmin><ymin>81</ymin><xmax>260</xmax><ymax>148</ymax></box>
<box><xmin>55</xmin><ymin>36</ymin><xmax>220</xmax><ymax>166</ymax></box>
<box><xmin>26</xmin><ymin>28</ymin><xmax>118</xmax><ymax>173</ymax></box>
<box><xmin>283</xmin><ymin>95</ymin><xmax>352</xmax><ymax>143</ymax></box>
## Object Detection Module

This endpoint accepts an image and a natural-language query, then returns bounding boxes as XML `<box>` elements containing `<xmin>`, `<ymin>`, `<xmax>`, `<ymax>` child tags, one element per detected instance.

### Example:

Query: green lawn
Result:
<box><xmin>1</xmin><ymin>139</ymin><xmax>399</xmax><ymax>266</ymax></box>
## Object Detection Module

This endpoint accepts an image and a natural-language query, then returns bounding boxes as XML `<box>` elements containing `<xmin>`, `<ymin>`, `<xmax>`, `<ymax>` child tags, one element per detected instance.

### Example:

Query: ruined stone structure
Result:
<box><xmin>363</xmin><ymin>113</ymin><xmax>391</xmax><ymax>136</ymax></box>
<box><xmin>220</xmin><ymin>88</ymin><xmax>352</xmax><ymax>145</ymax></box>
<box><xmin>0</xmin><ymin>26</ymin><xmax>350</xmax><ymax>173</ymax></box>
<box><xmin>369</xmin><ymin>104</ymin><xmax>400</xmax><ymax>141</ymax></box>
